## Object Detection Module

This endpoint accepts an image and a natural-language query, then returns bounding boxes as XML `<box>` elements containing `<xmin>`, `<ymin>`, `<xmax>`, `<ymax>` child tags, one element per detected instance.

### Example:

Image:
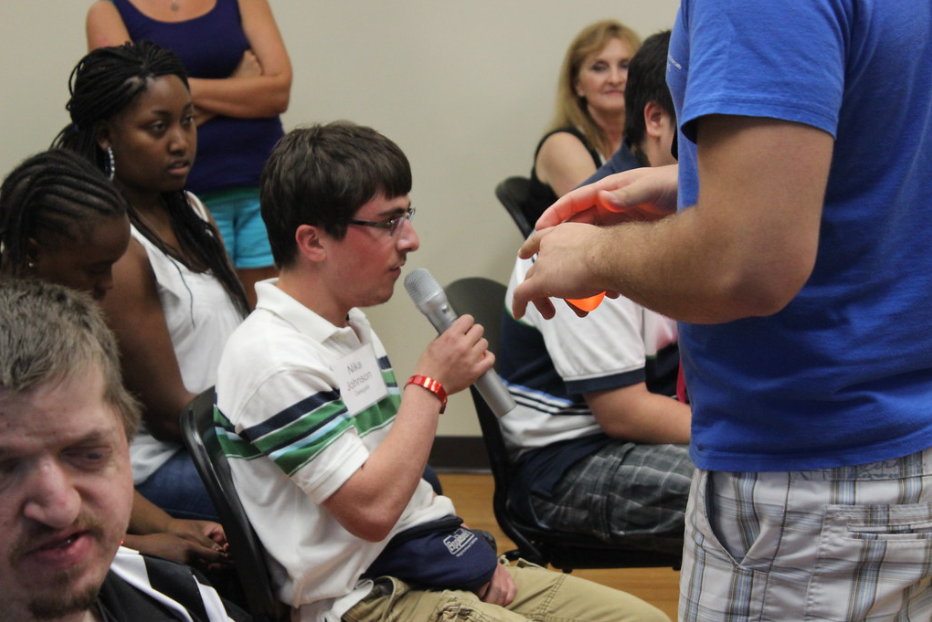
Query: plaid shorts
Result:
<box><xmin>680</xmin><ymin>448</ymin><xmax>932</xmax><ymax>621</ymax></box>
<box><xmin>531</xmin><ymin>441</ymin><xmax>693</xmax><ymax>555</ymax></box>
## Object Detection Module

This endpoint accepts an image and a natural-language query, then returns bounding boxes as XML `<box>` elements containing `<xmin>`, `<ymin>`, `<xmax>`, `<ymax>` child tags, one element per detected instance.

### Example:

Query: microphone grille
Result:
<box><xmin>404</xmin><ymin>268</ymin><xmax>441</xmax><ymax>306</ymax></box>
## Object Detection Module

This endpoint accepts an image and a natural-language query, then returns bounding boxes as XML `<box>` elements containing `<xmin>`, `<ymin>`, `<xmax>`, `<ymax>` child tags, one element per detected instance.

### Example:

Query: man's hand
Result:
<box><xmin>415</xmin><ymin>314</ymin><xmax>494</xmax><ymax>395</ymax></box>
<box><xmin>512</xmin><ymin>165</ymin><xmax>679</xmax><ymax>321</ymax></box>
<box><xmin>536</xmin><ymin>164</ymin><xmax>679</xmax><ymax>230</ymax></box>
<box><xmin>513</xmin><ymin>224</ymin><xmax>618</xmax><ymax>320</ymax></box>
<box><xmin>475</xmin><ymin>561</ymin><xmax>517</xmax><ymax>607</ymax></box>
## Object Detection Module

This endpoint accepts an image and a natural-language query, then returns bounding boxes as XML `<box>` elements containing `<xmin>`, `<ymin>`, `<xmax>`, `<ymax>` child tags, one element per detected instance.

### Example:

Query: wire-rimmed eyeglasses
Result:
<box><xmin>348</xmin><ymin>206</ymin><xmax>416</xmax><ymax>236</ymax></box>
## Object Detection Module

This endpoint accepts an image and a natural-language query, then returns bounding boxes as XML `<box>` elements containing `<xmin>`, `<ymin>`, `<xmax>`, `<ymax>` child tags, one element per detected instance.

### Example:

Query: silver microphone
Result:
<box><xmin>404</xmin><ymin>268</ymin><xmax>516</xmax><ymax>418</ymax></box>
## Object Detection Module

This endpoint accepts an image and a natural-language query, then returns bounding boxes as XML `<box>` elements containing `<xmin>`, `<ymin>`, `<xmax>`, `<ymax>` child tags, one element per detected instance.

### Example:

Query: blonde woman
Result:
<box><xmin>526</xmin><ymin>20</ymin><xmax>641</xmax><ymax>223</ymax></box>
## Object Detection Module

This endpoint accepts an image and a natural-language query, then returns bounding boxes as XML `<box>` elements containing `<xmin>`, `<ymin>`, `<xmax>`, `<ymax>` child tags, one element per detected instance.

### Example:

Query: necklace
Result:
<box><xmin>171</xmin><ymin>0</ymin><xmax>179</xmax><ymax>11</ymax></box>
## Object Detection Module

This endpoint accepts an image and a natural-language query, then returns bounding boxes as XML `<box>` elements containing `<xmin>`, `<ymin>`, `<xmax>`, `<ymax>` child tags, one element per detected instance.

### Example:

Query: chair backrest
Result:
<box><xmin>494</xmin><ymin>176</ymin><xmax>534</xmax><ymax>238</ymax></box>
<box><xmin>180</xmin><ymin>388</ymin><xmax>288</xmax><ymax>622</ymax></box>
<box><xmin>444</xmin><ymin>277</ymin><xmax>549</xmax><ymax>564</ymax></box>
<box><xmin>445</xmin><ymin>277</ymin><xmax>506</xmax><ymax>363</ymax></box>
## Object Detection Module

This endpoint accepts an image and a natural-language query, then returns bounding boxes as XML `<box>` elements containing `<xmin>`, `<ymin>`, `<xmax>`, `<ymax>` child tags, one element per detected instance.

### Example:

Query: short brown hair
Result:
<box><xmin>0</xmin><ymin>279</ymin><xmax>140</xmax><ymax>439</ymax></box>
<box><xmin>260</xmin><ymin>121</ymin><xmax>412</xmax><ymax>268</ymax></box>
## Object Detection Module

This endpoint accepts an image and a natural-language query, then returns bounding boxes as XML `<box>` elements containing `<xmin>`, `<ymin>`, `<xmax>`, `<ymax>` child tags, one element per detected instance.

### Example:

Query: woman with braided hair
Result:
<box><xmin>0</xmin><ymin>149</ymin><xmax>129</xmax><ymax>300</ymax></box>
<box><xmin>87</xmin><ymin>0</ymin><xmax>291</xmax><ymax>310</ymax></box>
<box><xmin>54</xmin><ymin>40</ymin><xmax>248</xmax><ymax>521</ymax></box>
<box><xmin>0</xmin><ymin>147</ymin><xmax>231</xmax><ymax>570</ymax></box>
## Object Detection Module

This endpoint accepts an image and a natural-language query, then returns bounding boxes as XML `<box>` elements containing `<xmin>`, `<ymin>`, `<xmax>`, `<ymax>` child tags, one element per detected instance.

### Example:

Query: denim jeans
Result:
<box><xmin>135</xmin><ymin>449</ymin><xmax>218</xmax><ymax>521</ymax></box>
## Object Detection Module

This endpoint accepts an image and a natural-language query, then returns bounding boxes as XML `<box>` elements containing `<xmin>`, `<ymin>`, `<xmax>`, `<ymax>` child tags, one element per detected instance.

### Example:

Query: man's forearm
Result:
<box><xmin>586</xmin><ymin>208</ymin><xmax>773</xmax><ymax>323</ymax></box>
<box><xmin>587</xmin><ymin>383</ymin><xmax>691</xmax><ymax>444</ymax></box>
<box><xmin>515</xmin><ymin>117</ymin><xmax>831</xmax><ymax>324</ymax></box>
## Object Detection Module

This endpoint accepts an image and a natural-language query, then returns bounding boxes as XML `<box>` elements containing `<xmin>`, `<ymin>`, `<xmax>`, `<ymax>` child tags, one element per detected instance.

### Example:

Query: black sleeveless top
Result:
<box><xmin>525</xmin><ymin>127</ymin><xmax>602</xmax><ymax>226</ymax></box>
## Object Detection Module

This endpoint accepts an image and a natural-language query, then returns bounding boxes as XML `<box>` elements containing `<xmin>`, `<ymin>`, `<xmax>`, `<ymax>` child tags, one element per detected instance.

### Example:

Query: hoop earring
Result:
<box><xmin>106</xmin><ymin>147</ymin><xmax>116</xmax><ymax>181</ymax></box>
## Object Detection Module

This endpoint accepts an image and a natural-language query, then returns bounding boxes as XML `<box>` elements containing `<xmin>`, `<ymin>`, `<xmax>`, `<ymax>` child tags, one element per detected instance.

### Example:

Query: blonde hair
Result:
<box><xmin>550</xmin><ymin>20</ymin><xmax>642</xmax><ymax>157</ymax></box>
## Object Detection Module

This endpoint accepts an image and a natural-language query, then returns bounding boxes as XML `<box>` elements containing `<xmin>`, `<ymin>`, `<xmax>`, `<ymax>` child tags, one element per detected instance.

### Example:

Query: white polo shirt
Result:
<box><xmin>216</xmin><ymin>280</ymin><xmax>454</xmax><ymax>621</ymax></box>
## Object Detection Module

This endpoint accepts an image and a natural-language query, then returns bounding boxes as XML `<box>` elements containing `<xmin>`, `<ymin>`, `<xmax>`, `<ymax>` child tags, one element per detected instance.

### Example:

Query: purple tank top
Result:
<box><xmin>110</xmin><ymin>0</ymin><xmax>284</xmax><ymax>194</ymax></box>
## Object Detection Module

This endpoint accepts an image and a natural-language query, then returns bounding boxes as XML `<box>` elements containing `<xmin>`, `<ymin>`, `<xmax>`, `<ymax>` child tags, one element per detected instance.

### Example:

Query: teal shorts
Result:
<box><xmin>199</xmin><ymin>186</ymin><xmax>274</xmax><ymax>269</ymax></box>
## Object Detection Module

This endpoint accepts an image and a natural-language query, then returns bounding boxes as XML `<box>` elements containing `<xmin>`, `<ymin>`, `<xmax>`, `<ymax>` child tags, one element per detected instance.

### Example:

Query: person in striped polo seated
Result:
<box><xmin>214</xmin><ymin>121</ymin><xmax>670</xmax><ymax>622</ymax></box>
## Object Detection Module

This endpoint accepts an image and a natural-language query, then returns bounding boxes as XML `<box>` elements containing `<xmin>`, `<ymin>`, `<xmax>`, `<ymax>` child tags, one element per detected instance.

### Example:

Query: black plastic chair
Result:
<box><xmin>494</xmin><ymin>176</ymin><xmax>534</xmax><ymax>238</ymax></box>
<box><xmin>180</xmin><ymin>388</ymin><xmax>290</xmax><ymax>622</ymax></box>
<box><xmin>445</xmin><ymin>277</ymin><xmax>682</xmax><ymax>572</ymax></box>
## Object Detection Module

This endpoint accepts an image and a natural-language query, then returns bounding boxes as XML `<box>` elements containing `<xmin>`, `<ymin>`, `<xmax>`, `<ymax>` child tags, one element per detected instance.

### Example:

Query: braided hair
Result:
<box><xmin>53</xmin><ymin>40</ymin><xmax>248</xmax><ymax>315</ymax></box>
<box><xmin>0</xmin><ymin>149</ymin><xmax>128</xmax><ymax>275</ymax></box>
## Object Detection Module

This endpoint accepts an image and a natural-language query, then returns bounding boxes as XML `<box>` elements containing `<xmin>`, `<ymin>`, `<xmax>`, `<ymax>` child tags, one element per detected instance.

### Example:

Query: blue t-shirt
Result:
<box><xmin>111</xmin><ymin>0</ymin><xmax>284</xmax><ymax>194</ymax></box>
<box><xmin>668</xmin><ymin>0</ymin><xmax>932</xmax><ymax>471</ymax></box>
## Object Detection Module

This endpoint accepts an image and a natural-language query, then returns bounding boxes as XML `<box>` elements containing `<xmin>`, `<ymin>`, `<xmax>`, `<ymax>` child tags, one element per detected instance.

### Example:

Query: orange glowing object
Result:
<box><xmin>567</xmin><ymin>292</ymin><xmax>606</xmax><ymax>312</ymax></box>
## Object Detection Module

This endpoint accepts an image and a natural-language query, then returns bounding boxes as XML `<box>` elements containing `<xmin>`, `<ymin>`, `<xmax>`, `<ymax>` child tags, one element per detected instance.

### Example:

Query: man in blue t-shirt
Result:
<box><xmin>513</xmin><ymin>1</ymin><xmax>932</xmax><ymax>619</ymax></box>
<box><xmin>500</xmin><ymin>31</ymin><xmax>692</xmax><ymax>556</ymax></box>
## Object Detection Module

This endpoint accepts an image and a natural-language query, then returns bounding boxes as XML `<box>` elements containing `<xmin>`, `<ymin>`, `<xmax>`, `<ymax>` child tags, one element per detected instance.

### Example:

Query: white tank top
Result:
<box><xmin>129</xmin><ymin>193</ymin><xmax>243</xmax><ymax>484</ymax></box>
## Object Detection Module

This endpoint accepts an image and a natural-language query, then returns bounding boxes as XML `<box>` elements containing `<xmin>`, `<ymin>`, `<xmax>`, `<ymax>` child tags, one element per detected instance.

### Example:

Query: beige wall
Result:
<box><xmin>0</xmin><ymin>1</ymin><xmax>679</xmax><ymax>435</ymax></box>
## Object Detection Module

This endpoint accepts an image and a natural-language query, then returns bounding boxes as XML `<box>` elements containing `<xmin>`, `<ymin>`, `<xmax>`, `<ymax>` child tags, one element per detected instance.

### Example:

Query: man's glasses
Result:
<box><xmin>348</xmin><ymin>206</ymin><xmax>416</xmax><ymax>236</ymax></box>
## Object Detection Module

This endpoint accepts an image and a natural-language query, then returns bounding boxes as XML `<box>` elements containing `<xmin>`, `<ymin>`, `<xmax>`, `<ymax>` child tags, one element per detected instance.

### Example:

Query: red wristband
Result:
<box><xmin>406</xmin><ymin>375</ymin><xmax>447</xmax><ymax>414</ymax></box>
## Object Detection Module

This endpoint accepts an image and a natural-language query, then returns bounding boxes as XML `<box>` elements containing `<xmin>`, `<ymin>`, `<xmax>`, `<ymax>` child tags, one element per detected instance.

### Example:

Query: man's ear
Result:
<box><xmin>295</xmin><ymin>224</ymin><xmax>327</xmax><ymax>262</ymax></box>
<box><xmin>644</xmin><ymin>101</ymin><xmax>666</xmax><ymax>138</ymax></box>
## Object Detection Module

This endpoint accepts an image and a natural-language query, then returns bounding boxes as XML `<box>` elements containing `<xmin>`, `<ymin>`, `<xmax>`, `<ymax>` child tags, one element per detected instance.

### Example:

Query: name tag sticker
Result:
<box><xmin>334</xmin><ymin>343</ymin><xmax>388</xmax><ymax>415</ymax></box>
